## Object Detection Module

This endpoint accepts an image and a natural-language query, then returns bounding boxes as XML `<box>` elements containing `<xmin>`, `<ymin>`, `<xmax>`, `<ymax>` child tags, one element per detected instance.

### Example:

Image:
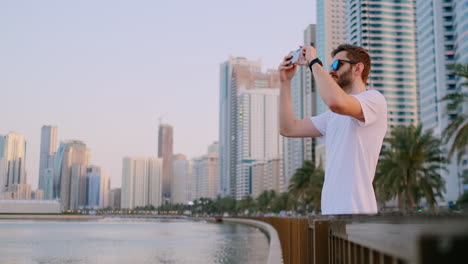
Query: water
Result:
<box><xmin>0</xmin><ymin>218</ymin><xmax>269</xmax><ymax>264</ymax></box>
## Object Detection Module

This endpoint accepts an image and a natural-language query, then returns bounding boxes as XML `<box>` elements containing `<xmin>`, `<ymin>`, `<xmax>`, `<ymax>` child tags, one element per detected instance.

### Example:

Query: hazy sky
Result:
<box><xmin>0</xmin><ymin>0</ymin><xmax>317</xmax><ymax>189</ymax></box>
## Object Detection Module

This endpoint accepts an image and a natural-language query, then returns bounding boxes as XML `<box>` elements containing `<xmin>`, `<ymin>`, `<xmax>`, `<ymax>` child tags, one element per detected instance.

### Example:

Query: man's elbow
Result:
<box><xmin>328</xmin><ymin>100</ymin><xmax>345</xmax><ymax>115</ymax></box>
<box><xmin>279</xmin><ymin>128</ymin><xmax>289</xmax><ymax>137</ymax></box>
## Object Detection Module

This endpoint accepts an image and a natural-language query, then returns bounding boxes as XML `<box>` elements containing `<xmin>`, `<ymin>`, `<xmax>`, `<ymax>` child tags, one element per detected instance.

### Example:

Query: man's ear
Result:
<box><xmin>355</xmin><ymin>62</ymin><xmax>365</xmax><ymax>76</ymax></box>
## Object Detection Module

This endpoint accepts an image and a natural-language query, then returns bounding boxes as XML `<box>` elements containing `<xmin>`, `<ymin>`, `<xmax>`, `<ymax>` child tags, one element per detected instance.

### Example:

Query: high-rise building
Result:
<box><xmin>0</xmin><ymin>133</ymin><xmax>27</xmax><ymax>192</ymax></box>
<box><xmin>219</xmin><ymin>57</ymin><xmax>281</xmax><ymax>198</ymax></box>
<box><xmin>86</xmin><ymin>165</ymin><xmax>101</xmax><ymax>208</ymax></box>
<box><xmin>4</xmin><ymin>183</ymin><xmax>31</xmax><ymax>200</ymax></box>
<box><xmin>100</xmin><ymin>172</ymin><xmax>110</xmax><ymax>208</ymax></box>
<box><xmin>121</xmin><ymin>157</ymin><xmax>163</xmax><ymax>209</ymax></box>
<box><xmin>1</xmin><ymin>139</ymin><xmax>7</xmax><ymax>193</ymax></box>
<box><xmin>109</xmin><ymin>188</ymin><xmax>121</xmax><ymax>209</ymax></box>
<box><xmin>284</xmin><ymin>24</ymin><xmax>318</xmax><ymax>189</ymax></box>
<box><xmin>192</xmin><ymin>152</ymin><xmax>219</xmax><ymax>200</ymax></box>
<box><xmin>38</xmin><ymin>125</ymin><xmax>57</xmax><ymax>196</ymax></box>
<box><xmin>237</xmin><ymin>88</ymin><xmax>282</xmax><ymax>199</ymax></box>
<box><xmin>86</xmin><ymin>166</ymin><xmax>110</xmax><ymax>208</ymax></box>
<box><xmin>171</xmin><ymin>154</ymin><xmax>193</xmax><ymax>204</ymax></box>
<box><xmin>55</xmin><ymin>140</ymin><xmax>89</xmax><ymax>210</ymax></box>
<box><xmin>158</xmin><ymin>124</ymin><xmax>173</xmax><ymax>201</ymax></box>
<box><xmin>315</xmin><ymin>0</ymin><xmax>347</xmax><ymax>167</ymax></box>
<box><xmin>32</xmin><ymin>189</ymin><xmax>44</xmax><ymax>200</ymax></box>
<box><xmin>207</xmin><ymin>141</ymin><xmax>219</xmax><ymax>154</ymax></box>
<box><xmin>148</xmin><ymin>158</ymin><xmax>163</xmax><ymax>207</ymax></box>
<box><xmin>252</xmin><ymin>158</ymin><xmax>282</xmax><ymax>198</ymax></box>
<box><xmin>416</xmin><ymin>0</ymin><xmax>467</xmax><ymax>202</ymax></box>
<box><xmin>347</xmin><ymin>0</ymin><xmax>419</xmax><ymax>129</ymax></box>
<box><xmin>302</xmin><ymin>24</ymin><xmax>318</xmax><ymax>163</ymax></box>
<box><xmin>42</xmin><ymin>168</ymin><xmax>54</xmax><ymax>200</ymax></box>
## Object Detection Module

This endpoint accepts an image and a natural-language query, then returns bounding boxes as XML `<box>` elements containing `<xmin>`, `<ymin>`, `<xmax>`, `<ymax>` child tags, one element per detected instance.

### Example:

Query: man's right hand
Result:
<box><xmin>278</xmin><ymin>55</ymin><xmax>297</xmax><ymax>82</ymax></box>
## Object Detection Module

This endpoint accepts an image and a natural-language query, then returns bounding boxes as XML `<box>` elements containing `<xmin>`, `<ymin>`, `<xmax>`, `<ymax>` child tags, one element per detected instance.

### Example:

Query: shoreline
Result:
<box><xmin>0</xmin><ymin>214</ymin><xmax>103</xmax><ymax>220</ymax></box>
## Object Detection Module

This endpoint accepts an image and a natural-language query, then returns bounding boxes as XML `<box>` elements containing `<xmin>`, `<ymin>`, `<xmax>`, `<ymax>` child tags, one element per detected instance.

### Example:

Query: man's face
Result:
<box><xmin>329</xmin><ymin>51</ymin><xmax>355</xmax><ymax>91</ymax></box>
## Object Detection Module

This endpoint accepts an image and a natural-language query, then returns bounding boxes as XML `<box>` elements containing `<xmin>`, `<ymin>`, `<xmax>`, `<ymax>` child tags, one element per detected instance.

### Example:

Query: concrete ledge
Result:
<box><xmin>224</xmin><ymin>218</ymin><xmax>283</xmax><ymax>264</ymax></box>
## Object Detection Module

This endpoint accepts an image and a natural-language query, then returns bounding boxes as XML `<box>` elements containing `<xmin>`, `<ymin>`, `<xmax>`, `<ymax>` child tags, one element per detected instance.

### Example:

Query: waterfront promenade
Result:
<box><xmin>247</xmin><ymin>215</ymin><xmax>468</xmax><ymax>264</ymax></box>
<box><xmin>2</xmin><ymin>213</ymin><xmax>467</xmax><ymax>263</ymax></box>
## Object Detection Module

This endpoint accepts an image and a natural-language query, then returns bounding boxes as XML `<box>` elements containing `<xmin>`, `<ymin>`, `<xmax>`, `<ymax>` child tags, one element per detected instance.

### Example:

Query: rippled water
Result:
<box><xmin>0</xmin><ymin>218</ymin><xmax>269</xmax><ymax>264</ymax></box>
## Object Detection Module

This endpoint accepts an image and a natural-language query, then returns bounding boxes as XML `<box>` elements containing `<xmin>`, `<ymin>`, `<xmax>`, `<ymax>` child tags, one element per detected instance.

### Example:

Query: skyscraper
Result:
<box><xmin>86</xmin><ymin>166</ymin><xmax>110</xmax><ymax>208</ymax></box>
<box><xmin>158</xmin><ymin>123</ymin><xmax>173</xmax><ymax>201</ymax></box>
<box><xmin>110</xmin><ymin>188</ymin><xmax>121</xmax><ymax>209</ymax></box>
<box><xmin>207</xmin><ymin>141</ymin><xmax>219</xmax><ymax>154</ymax></box>
<box><xmin>252</xmin><ymin>158</ymin><xmax>282</xmax><ymax>198</ymax></box>
<box><xmin>302</xmin><ymin>24</ymin><xmax>318</xmax><ymax>163</ymax></box>
<box><xmin>55</xmin><ymin>140</ymin><xmax>89</xmax><ymax>210</ymax></box>
<box><xmin>43</xmin><ymin>168</ymin><xmax>54</xmax><ymax>200</ymax></box>
<box><xmin>172</xmin><ymin>154</ymin><xmax>192</xmax><ymax>204</ymax></box>
<box><xmin>86</xmin><ymin>165</ymin><xmax>102</xmax><ymax>208</ymax></box>
<box><xmin>121</xmin><ymin>157</ymin><xmax>163</xmax><ymax>209</ymax></box>
<box><xmin>100</xmin><ymin>172</ymin><xmax>110</xmax><ymax>208</ymax></box>
<box><xmin>316</xmin><ymin>0</ymin><xmax>347</xmax><ymax>113</ymax></box>
<box><xmin>192</xmin><ymin>152</ymin><xmax>219</xmax><ymax>200</ymax></box>
<box><xmin>38</xmin><ymin>125</ymin><xmax>57</xmax><ymax>198</ymax></box>
<box><xmin>219</xmin><ymin>57</ymin><xmax>280</xmax><ymax>198</ymax></box>
<box><xmin>346</xmin><ymin>0</ymin><xmax>419</xmax><ymax>129</ymax></box>
<box><xmin>416</xmin><ymin>0</ymin><xmax>467</xmax><ymax>202</ymax></box>
<box><xmin>237</xmin><ymin>88</ymin><xmax>282</xmax><ymax>199</ymax></box>
<box><xmin>315</xmin><ymin>0</ymin><xmax>347</xmax><ymax>167</ymax></box>
<box><xmin>0</xmin><ymin>132</ymin><xmax>27</xmax><ymax>192</ymax></box>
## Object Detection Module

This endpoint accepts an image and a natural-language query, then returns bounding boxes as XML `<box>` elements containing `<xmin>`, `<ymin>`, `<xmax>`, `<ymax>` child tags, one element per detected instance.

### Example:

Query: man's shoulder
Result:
<box><xmin>356</xmin><ymin>89</ymin><xmax>384</xmax><ymax>98</ymax></box>
<box><xmin>353</xmin><ymin>89</ymin><xmax>387</xmax><ymax>108</ymax></box>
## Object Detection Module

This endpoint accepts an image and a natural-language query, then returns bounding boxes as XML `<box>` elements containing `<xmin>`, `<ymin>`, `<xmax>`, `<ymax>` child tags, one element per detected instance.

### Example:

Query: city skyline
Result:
<box><xmin>0</xmin><ymin>0</ymin><xmax>317</xmax><ymax>189</ymax></box>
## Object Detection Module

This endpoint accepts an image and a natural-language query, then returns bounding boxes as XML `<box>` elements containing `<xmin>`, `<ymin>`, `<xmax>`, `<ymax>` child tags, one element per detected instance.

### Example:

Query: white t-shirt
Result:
<box><xmin>310</xmin><ymin>90</ymin><xmax>387</xmax><ymax>215</ymax></box>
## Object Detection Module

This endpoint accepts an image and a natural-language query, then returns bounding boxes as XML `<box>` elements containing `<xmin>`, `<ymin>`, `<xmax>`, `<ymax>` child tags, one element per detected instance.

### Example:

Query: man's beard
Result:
<box><xmin>335</xmin><ymin>68</ymin><xmax>353</xmax><ymax>92</ymax></box>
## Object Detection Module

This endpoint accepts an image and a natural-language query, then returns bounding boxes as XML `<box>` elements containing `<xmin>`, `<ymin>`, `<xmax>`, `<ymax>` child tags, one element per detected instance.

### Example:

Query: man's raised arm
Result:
<box><xmin>278</xmin><ymin>54</ymin><xmax>323</xmax><ymax>138</ymax></box>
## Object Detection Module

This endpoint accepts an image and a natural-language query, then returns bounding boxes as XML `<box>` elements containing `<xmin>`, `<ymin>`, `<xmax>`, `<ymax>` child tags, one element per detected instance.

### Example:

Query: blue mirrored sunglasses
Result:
<box><xmin>328</xmin><ymin>59</ymin><xmax>358</xmax><ymax>71</ymax></box>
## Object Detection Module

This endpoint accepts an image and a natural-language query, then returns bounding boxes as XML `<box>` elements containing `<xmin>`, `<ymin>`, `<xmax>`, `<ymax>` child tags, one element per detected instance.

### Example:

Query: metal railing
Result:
<box><xmin>247</xmin><ymin>215</ymin><xmax>468</xmax><ymax>264</ymax></box>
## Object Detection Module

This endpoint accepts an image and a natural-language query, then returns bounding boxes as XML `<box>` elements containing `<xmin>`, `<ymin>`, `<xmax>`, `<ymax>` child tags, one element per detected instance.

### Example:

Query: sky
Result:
<box><xmin>0</xmin><ymin>0</ymin><xmax>316</xmax><ymax>189</ymax></box>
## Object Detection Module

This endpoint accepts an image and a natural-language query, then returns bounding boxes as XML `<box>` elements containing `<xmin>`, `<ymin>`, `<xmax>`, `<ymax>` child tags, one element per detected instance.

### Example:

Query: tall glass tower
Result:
<box><xmin>218</xmin><ymin>57</ymin><xmax>280</xmax><ymax>199</ymax></box>
<box><xmin>158</xmin><ymin>123</ymin><xmax>173</xmax><ymax>201</ymax></box>
<box><xmin>347</xmin><ymin>0</ymin><xmax>419</xmax><ymax>129</ymax></box>
<box><xmin>416</xmin><ymin>0</ymin><xmax>467</xmax><ymax>202</ymax></box>
<box><xmin>38</xmin><ymin>125</ymin><xmax>57</xmax><ymax>197</ymax></box>
<box><xmin>0</xmin><ymin>132</ymin><xmax>27</xmax><ymax>191</ymax></box>
<box><xmin>315</xmin><ymin>0</ymin><xmax>347</xmax><ymax>167</ymax></box>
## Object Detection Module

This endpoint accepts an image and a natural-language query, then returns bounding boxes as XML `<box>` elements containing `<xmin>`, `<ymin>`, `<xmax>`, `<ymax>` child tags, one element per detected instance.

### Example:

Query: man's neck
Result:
<box><xmin>346</xmin><ymin>82</ymin><xmax>366</xmax><ymax>95</ymax></box>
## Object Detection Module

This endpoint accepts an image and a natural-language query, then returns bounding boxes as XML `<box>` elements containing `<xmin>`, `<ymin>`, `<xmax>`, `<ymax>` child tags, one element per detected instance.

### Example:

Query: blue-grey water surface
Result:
<box><xmin>0</xmin><ymin>218</ymin><xmax>269</xmax><ymax>264</ymax></box>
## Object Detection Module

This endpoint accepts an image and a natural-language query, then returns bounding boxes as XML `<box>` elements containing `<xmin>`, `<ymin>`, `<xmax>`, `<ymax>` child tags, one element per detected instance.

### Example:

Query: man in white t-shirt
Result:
<box><xmin>279</xmin><ymin>44</ymin><xmax>387</xmax><ymax>215</ymax></box>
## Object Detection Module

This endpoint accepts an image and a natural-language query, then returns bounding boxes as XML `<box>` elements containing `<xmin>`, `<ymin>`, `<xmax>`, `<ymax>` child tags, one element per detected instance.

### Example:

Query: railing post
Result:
<box><xmin>313</xmin><ymin>220</ymin><xmax>329</xmax><ymax>264</ymax></box>
<box><xmin>417</xmin><ymin>234</ymin><xmax>468</xmax><ymax>264</ymax></box>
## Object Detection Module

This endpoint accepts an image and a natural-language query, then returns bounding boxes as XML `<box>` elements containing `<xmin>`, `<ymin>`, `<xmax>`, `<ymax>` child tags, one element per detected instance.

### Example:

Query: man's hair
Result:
<box><xmin>331</xmin><ymin>44</ymin><xmax>371</xmax><ymax>83</ymax></box>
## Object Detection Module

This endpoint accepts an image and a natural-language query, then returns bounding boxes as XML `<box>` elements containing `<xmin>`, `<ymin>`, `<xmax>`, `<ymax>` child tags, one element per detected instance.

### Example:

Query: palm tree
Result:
<box><xmin>213</xmin><ymin>195</ymin><xmax>237</xmax><ymax>216</ymax></box>
<box><xmin>440</xmin><ymin>63</ymin><xmax>468</xmax><ymax>164</ymax></box>
<box><xmin>256</xmin><ymin>190</ymin><xmax>277</xmax><ymax>213</ymax></box>
<box><xmin>375</xmin><ymin>125</ymin><xmax>447</xmax><ymax>213</ymax></box>
<box><xmin>288</xmin><ymin>160</ymin><xmax>324</xmax><ymax>213</ymax></box>
<box><xmin>306</xmin><ymin>164</ymin><xmax>325</xmax><ymax>213</ymax></box>
<box><xmin>288</xmin><ymin>161</ymin><xmax>314</xmax><ymax>203</ymax></box>
<box><xmin>236</xmin><ymin>195</ymin><xmax>256</xmax><ymax>215</ymax></box>
<box><xmin>272</xmin><ymin>192</ymin><xmax>295</xmax><ymax>214</ymax></box>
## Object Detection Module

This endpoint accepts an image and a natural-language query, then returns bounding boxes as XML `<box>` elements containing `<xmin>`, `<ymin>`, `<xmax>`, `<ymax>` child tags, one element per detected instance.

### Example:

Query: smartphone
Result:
<box><xmin>289</xmin><ymin>48</ymin><xmax>302</xmax><ymax>63</ymax></box>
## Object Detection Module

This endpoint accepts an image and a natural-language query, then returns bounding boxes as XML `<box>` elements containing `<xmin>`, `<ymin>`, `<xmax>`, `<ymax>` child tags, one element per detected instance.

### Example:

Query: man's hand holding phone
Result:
<box><xmin>279</xmin><ymin>45</ymin><xmax>316</xmax><ymax>82</ymax></box>
<box><xmin>279</xmin><ymin>51</ymin><xmax>299</xmax><ymax>82</ymax></box>
<box><xmin>301</xmin><ymin>45</ymin><xmax>317</xmax><ymax>64</ymax></box>
<box><xmin>289</xmin><ymin>48</ymin><xmax>302</xmax><ymax>64</ymax></box>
